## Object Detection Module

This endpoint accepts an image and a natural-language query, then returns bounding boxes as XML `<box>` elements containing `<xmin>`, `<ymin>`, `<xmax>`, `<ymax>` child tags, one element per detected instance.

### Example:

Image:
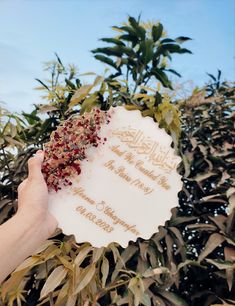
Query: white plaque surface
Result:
<box><xmin>48</xmin><ymin>107</ymin><xmax>182</xmax><ymax>247</ymax></box>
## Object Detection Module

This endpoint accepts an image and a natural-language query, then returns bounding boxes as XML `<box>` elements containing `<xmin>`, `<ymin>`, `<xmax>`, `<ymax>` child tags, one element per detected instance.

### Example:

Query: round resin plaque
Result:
<box><xmin>44</xmin><ymin>107</ymin><xmax>182</xmax><ymax>247</ymax></box>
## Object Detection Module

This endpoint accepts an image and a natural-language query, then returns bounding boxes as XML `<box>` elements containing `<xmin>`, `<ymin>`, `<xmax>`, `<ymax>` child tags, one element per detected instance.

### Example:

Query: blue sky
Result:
<box><xmin>0</xmin><ymin>0</ymin><xmax>234</xmax><ymax>112</ymax></box>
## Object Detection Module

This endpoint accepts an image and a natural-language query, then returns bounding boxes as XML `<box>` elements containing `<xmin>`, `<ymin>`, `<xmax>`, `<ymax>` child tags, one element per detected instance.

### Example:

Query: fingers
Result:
<box><xmin>18</xmin><ymin>150</ymin><xmax>45</xmax><ymax>191</ymax></box>
<box><xmin>28</xmin><ymin>150</ymin><xmax>45</xmax><ymax>181</ymax></box>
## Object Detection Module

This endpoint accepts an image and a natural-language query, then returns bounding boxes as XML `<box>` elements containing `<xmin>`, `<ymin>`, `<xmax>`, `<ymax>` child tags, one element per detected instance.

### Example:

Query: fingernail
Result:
<box><xmin>36</xmin><ymin>150</ymin><xmax>44</xmax><ymax>154</ymax></box>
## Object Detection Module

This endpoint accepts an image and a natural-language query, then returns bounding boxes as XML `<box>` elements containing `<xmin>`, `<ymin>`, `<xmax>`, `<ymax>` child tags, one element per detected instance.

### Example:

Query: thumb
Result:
<box><xmin>28</xmin><ymin>150</ymin><xmax>45</xmax><ymax>180</ymax></box>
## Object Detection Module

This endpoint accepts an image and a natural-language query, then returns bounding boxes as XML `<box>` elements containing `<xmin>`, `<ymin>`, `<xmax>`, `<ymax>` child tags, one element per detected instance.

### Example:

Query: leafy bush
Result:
<box><xmin>0</xmin><ymin>16</ymin><xmax>234</xmax><ymax>306</ymax></box>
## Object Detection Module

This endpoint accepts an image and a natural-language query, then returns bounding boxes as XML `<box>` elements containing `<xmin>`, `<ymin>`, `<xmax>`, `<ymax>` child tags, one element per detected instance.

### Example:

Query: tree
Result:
<box><xmin>92</xmin><ymin>16</ymin><xmax>192</xmax><ymax>93</ymax></box>
<box><xmin>0</xmin><ymin>16</ymin><xmax>234</xmax><ymax>306</ymax></box>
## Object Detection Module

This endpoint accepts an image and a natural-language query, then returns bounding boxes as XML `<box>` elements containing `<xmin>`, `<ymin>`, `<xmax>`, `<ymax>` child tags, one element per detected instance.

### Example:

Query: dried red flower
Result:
<box><xmin>42</xmin><ymin>108</ymin><xmax>110</xmax><ymax>191</ymax></box>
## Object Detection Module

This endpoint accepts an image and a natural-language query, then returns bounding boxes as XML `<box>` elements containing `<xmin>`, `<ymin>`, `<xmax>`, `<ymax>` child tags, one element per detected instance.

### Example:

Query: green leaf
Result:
<box><xmin>111</xmin><ymin>245</ymin><xmax>138</xmax><ymax>281</ymax></box>
<box><xmin>100</xmin><ymin>37</ymin><xmax>125</xmax><ymax>46</ymax></box>
<box><xmin>54</xmin><ymin>52</ymin><xmax>64</xmax><ymax>68</ymax></box>
<box><xmin>156</xmin><ymin>44</ymin><xmax>192</xmax><ymax>57</ymax></box>
<box><xmin>207</xmin><ymin>73</ymin><xmax>217</xmax><ymax>82</ymax></box>
<box><xmin>169</xmin><ymin>226</ymin><xmax>185</xmax><ymax>247</ymax></box>
<box><xmin>128</xmin><ymin>277</ymin><xmax>145</xmax><ymax>306</ymax></box>
<box><xmin>118</xmin><ymin>46</ymin><xmax>136</xmax><ymax>57</ymax></box>
<box><xmin>152</xmin><ymin>68</ymin><xmax>173</xmax><ymax>89</ymax></box>
<box><xmin>74</xmin><ymin>245</ymin><xmax>93</xmax><ymax>267</ymax></box>
<box><xmin>161</xmin><ymin>38</ymin><xmax>175</xmax><ymax>44</ymax></box>
<box><xmin>176</xmin><ymin>260</ymin><xmax>203</xmax><ymax>272</ymax></box>
<box><xmin>55</xmin><ymin>281</ymin><xmax>69</xmax><ymax>306</ymax></box>
<box><xmin>155</xmin><ymin>91</ymin><xmax>162</xmax><ymax>105</ymax></box>
<box><xmin>187</xmin><ymin>223</ymin><xmax>217</xmax><ymax>231</ymax></box>
<box><xmin>92</xmin><ymin>246</ymin><xmax>105</xmax><ymax>263</ymax></box>
<box><xmin>128</xmin><ymin>16</ymin><xmax>146</xmax><ymax>40</ymax></box>
<box><xmin>112</xmin><ymin>26</ymin><xmax>125</xmax><ymax>33</ymax></box>
<box><xmin>128</xmin><ymin>16</ymin><xmax>139</xmax><ymax>29</ymax></box>
<box><xmin>58</xmin><ymin>256</ymin><xmax>74</xmax><ymax>271</ymax></box>
<box><xmin>1</xmin><ymin>270</ymin><xmax>28</xmax><ymax>302</ymax></box>
<box><xmin>118</xmin><ymin>34</ymin><xmax>139</xmax><ymax>46</ymax></box>
<box><xmin>175</xmin><ymin>36</ymin><xmax>192</xmax><ymax>43</ymax></box>
<box><xmin>178</xmin><ymin>47</ymin><xmax>192</xmax><ymax>54</ymax></box>
<box><xmin>94</xmin><ymin>55</ymin><xmax>118</xmax><ymax>70</ymax></box>
<box><xmin>73</xmin><ymin>264</ymin><xmax>96</xmax><ymax>294</ymax></box>
<box><xmin>22</xmin><ymin>111</ymin><xmax>40</xmax><ymax>124</ymax></box>
<box><xmin>92</xmin><ymin>46</ymin><xmax>134</xmax><ymax>57</ymax></box>
<box><xmin>93</xmin><ymin>75</ymin><xmax>104</xmax><ymax>86</ymax></box>
<box><xmin>152</xmin><ymin>23</ymin><xmax>163</xmax><ymax>42</ymax></box>
<box><xmin>159</xmin><ymin>43</ymin><xmax>181</xmax><ymax>54</ymax></box>
<box><xmin>140</xmin><ymin>293</ymin><xmax>151</xmax><ymax>306</ymax></box>
<box><xmin>69</xmin><ymin>84</ymin><xmax>93</xmax><ymax>107</ymax></box>
<box><xmin>14</xmin><ymin>256</ymin><xmax>43</xmax><ymax>272</ymax></box>
<box><xmin>109</xmin><ymin>242</ymin><xmax>121</xmax><ymax>262</ymax></box>
<box><xmin>198</xmin><ymin>233</ymin><xmax>225</xmax><ymax>262</ymax></box>
<box><xmin>119</xmin><ymin>25</ymin><xmax>138</xmax><ymax>36</ymax></box>
<box><xmin>38</xmin><ymin>104</ymin><xmax>58</xmax><ymax>114</ymax></box>
<box><xmin>79</xmin><ymin>72</ymin><xmax>97</xmax><ymax>76</ymax></box>
<box><xmin>35</xmin><ymin>78</ymin><xmax>50</xmax><ymax>91</ymax></box>
<box><xmin>65</xmin><ymin>78</ymin><xmax>76</xmax><ymax>90</ymax></box>
<box><xmin>40</xmin><ymin>266</ymin><xmax>67</xmax><ymax>299</ymax></box>
<box><xmin>139</xmin><ymin>39</ymin><xmax>154</xmax><ymax>64</ymax></box>
<box><xmin>101</xmin><ymin>256</ymin><xmax>109</xmax><ymax>287</ymax></box>
<box><xmin>92</xmin><ymin>47</ymin><xmax>122</xmax><ymax>57</ymax></box>
<box><xmin>166</xmin><ymin>69</ymin><xmax>182</xmax><ymax>78</ymax></box>
<box><xmin>33</xmin><ymin>240</ymin><xmax>56</xmax><ymax>254</ymax></box>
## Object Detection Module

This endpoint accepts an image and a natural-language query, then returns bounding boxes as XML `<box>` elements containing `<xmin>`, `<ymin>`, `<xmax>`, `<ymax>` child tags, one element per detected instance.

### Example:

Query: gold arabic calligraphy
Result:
<box><xmin>112</xmin><ymin>128</ymin><xmax>179</xmax><ymax>173</ymax></box>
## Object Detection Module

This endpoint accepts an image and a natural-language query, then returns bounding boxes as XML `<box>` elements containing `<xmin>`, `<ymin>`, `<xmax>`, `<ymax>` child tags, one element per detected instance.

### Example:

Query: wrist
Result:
<box><xmin>15</xmin><ymin>210</ymin><xmax>58</xmax><ymax>240</ymax></box>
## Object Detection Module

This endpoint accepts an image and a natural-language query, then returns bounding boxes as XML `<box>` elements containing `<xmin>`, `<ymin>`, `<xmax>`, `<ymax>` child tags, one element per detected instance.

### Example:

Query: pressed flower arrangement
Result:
<box><xmin>42</xmin><ymin>108</ymin><xmax>110</xmax><ymax>191</ymax></box>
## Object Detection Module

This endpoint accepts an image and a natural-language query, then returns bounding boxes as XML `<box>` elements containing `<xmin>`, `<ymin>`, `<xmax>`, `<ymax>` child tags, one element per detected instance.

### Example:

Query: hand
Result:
<box><xmin>17</xmin><ymin>150</ymin><xmax>58</xmax><ymax>238</ymax></box>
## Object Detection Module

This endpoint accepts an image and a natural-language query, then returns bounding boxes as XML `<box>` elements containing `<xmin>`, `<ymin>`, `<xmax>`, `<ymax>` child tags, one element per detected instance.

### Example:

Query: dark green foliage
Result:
<box><xmin>206</xmin><ymin>69</ymin><xmax>231</xmax><ymax>98</ymax></box>
<box><xmin>1</xmin><ymin>58</ymin><xmax>234</xmax><ymax>305</ymax></box>
<box><xmin>174</xmin><ymin>88</ymin><xmax>235</xmax><ymax>304</ymax></box>
<box><xmin>92</xmin><ymin>16</ymin><xmax>192</xmax><ymax>93</ymax></box>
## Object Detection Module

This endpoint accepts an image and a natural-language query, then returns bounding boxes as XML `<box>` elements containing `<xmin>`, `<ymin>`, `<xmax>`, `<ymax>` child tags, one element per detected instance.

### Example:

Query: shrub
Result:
<box><xmin>0</xmin><ymin>16</ymin><xmax>234</xmax><ymax>306</ymax></box>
